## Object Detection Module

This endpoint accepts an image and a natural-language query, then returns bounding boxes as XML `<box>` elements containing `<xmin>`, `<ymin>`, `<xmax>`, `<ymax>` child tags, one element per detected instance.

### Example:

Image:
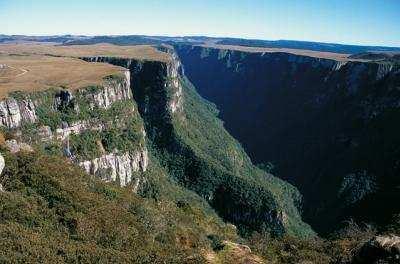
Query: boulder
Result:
<box><xmin>5</xmin><ymin>139</ymin><xmax>33</xmax><ymax>153</ymax></box>
<box><xmin>354</xmin><ymin>235</ymin><xmax>400</xmax><ymax>264</ymax></box>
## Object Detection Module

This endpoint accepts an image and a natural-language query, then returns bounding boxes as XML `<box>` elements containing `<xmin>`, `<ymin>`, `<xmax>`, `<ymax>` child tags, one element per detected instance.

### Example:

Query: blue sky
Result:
<box><xmin>0</xmin><ymin>0</ymin><xmax>399</xmax><ymax>47</ymax></box>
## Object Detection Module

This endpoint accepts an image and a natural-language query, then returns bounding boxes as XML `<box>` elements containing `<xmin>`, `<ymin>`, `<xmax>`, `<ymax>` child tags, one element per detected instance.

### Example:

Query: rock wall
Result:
<box><xmin>0</xmin><ymin>70</ymin><xmax>149</xmax><ymax>191</ymax></box>
<box><xmin>79</xmin><ymin>149</ymin><xmax>149</xmax><ymax>190</ymax></box>
<box><xmin>37</xmin><ymin>120</ymin><xmax>105</xmax><ymax>142</ymax></box>
<box><xmin>175</xmin><ymin>44</ymin><xmax>400</xmax><ymax>233</ymax></box>
<box><xmin>85</xmin><ymin>70</ymin><xmax>133</xmax><ymax>109</ymax></box>
<box><xmin>163</xmin><ymin>47</ymin><xmax>184</xmax><ymax>114</ymax></box>
<box><xmin>0</xmin><ymin>98</ymin><xmax>37</xmax><ymax>128</ymax></box>
<box><xmin>0</xmin><ymin>71</ymin><xmax>132</xmax><ymax>129</ymax></box>
<box><xmin>77</xmin><ymin>52</ymin><xmax>315</xmax><ymax>237</ymax></box>
<box><xmin>81</xmin><ymin>53</ymin><xmax>184</xmax><ymax>116</ymax></box>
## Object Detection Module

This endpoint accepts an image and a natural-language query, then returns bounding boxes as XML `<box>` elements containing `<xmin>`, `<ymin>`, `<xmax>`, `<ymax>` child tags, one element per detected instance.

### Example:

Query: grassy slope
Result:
<box><xmin>0</xmin><ymin>54</ymin><xmax>125</xmax><ymax>98</ymax></box>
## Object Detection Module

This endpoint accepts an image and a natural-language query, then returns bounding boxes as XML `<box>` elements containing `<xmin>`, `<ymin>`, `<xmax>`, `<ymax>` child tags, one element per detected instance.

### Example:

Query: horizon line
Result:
<box><xmin>1</xmin><ymin>33</ymin><xmax>400</xmax><ymax>49</ymax></box>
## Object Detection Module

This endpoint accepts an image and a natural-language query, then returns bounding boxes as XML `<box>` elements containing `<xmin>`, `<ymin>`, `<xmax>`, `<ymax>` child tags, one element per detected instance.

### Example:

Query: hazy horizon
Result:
<box><xmin>0</xmin><ymin>0</ymin><xmax>399</xmax><ymax>47</ymax></box>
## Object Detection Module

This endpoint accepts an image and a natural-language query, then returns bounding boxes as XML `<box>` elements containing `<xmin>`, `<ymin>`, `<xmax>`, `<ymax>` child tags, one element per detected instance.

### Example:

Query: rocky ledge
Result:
<box><xmin>79</xmin><ymin>149</ymin><xmax>149</xmax><ymax>191</ymax></box>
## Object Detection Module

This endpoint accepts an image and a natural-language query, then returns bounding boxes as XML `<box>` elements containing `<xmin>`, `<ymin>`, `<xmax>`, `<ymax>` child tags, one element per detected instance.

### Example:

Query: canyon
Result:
<box><xmin>0</xmin><ymin>44</ymin><xmax>313</xmax><ymax>239</ymax></box>
<box><xmin>1</xmin><ymin>40</ymin><xmax>399</xmax><ymax>263</ymax></box>
<box><xmin>175</xmin><ymin>44</ymin><xmax>400</xmax><ymax>234</ymax></box>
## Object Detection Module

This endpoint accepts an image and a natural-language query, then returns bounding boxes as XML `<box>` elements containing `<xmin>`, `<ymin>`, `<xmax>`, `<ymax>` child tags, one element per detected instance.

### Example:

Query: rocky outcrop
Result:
<box><xmin>0</xmin><ymin>70</ymin><xmax>131</xmax><ymax>130</ymax></box>
<box><xmin>0</xmin><ymin>64</ymin><xmax>147</xmax><ymax>191</ymax></box>
<box><xmin>55</xmin><ymin>121</ymin><xmax>104</xmax><ymax>141</ymax></box>
<box><xmin>55</xmin><ymin>90</ymin><xmax>75</xmax><ymax>110</ymax></box>
<box><xmin>354</xmin><ymin>235</ymin><xmax>400</xmax><ymax>264</ymax></box>
<box><xmin>81</xmin><ymin>53</ymin><xmax>184</xmax><ymax>115</ymax></box>
<box><xmin>19</xmin><ymin>99</ymin><xmax>37</xmax><ymax>124</ymax></box>
<box><xmin>164</xmin><ymin>48</ymin><xmax>184</xmax><ymax>114</ymax></box>
<box><xmin>0</xmin><ymin>153</ymin><xmax>4</xmax><ymax>173</ymax></box>
<box><xmin>0</xmin><ymin>98</ymin><xmax>37</xmax><ymax>128</ymax></box>
<box><xmin>85</xmin><ymin>70</ymin><xmax>132</xmax><ymax>109</ymax></box>
<box><xmin>0</xmin><ymin>153</ymin><xmax>4</xmax><ymax>192</ymax></box>
<box><xmin>37</xmin><ymin>126</ymin><xmax>53</xmax><ymax>141</ymax></box>
<box><xmin>79</xmin><ymin>149</ymin><xmax>149</xmax><ymax>191</ymax></box>
<box><xmin>5</xmin><ymin>139</ymin><xmax>33</xmax><ymax>153</ymax></box>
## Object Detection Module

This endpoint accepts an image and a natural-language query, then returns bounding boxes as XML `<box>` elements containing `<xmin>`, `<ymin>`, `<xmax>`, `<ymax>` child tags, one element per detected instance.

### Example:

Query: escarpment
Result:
<box><xmin>0</xmin><ymin>97</ymin><xmax>37</xmax><ymax>128</ymax></box>
<box><xmin>175</xmin><ymin>44</ymin><xmax>400</xmax><ymax>233</ymax></box>
<box><xmin>0</xmin><ymin>49</ymin><xmax>314</xmax><ymax>237</ymax></box>
<box><xmin>0</xmin><ymin>72</ymin><xmax>149</xmax><ymax>192</ymax></box>
<box><xmin>78</xmin><ymin>51</ymin><xmax>314</xmax><ymax>237</ymax></box>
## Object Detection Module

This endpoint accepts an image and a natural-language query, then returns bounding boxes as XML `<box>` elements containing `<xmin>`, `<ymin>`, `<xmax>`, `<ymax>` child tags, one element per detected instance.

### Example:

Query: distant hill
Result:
<box><xmin>349</xmin><ymin>51</ymin><xmax>400</xmax><ymax>63</ymax></box>
<box><xmin>1</xmin><ymin>34</ymin><xmax>399</xmax><ymax>55</ymax></box>
<box><xmin>216</xmin><ymin>38</ymin><xmax>400</xmax><ymax>54</ymax></box>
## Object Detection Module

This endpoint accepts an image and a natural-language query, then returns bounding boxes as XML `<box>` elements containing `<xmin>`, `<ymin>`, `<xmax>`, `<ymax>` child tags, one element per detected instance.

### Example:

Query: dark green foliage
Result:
<box><xmin>128</xmin><ymin>60</ymin><xmax>313</xmax><ymax>238</ymax></box>
<box><xmin>0</xmin><ymin>150</ymin><xmax>237</xmax><ymax>263</ymax></box>
<box><xmin>385</xmin><ymin>214</ymin><xmax>400</xmax><ymax>234</ymax></box>
<box><xmin>247</xmin><ymin>220</ymin><xmax>381</xmax><ymax>264</ymax></box>
<box><xmin>174</xmin><ymin>78</ymin><xmax>313</xmax><ymax>238</ymax></box>
<box><xmin>175</xmin><ymin>45</ymin><xmax>400</xmax><ymax>235</ymax></box>
<box><xmin>257</xmin><ymin>162</ymin><xmax>275</xmax><ymax>174</ymax></box>
<box><xmin>68</xmin><ymin>105</ymin><xmax>144</xmax><ymax>160</ymax></box>
<box><xmin>69</xmin><ymin>131</ymin><xmax>102</xmax><ymax>160</ymax></box>
<box><xmin>207</xmin><ymin>234</ymin><xmax>225</xmax><ymax>251</ymax></box>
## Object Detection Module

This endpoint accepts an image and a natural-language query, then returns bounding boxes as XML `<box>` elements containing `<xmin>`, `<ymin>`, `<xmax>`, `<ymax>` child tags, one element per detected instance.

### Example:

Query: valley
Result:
<box><xmin>175</xmin><ymin>44</ymin><xmax>400</xmax><ymax>235</ymax></box>
<box><xmin>0</xmin><ymin>39</ymin><xmax>399</xmax><ymax>263</ymax></box>
<box><xmin>1</xmin><ymin>0</ymin><xmax>399</xmax><ymax>262</ymax></box>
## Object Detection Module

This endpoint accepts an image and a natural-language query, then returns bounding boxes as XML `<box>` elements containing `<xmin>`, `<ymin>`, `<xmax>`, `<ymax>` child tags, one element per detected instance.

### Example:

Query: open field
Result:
<box><xmin>0</xmin><ymin>54</ymin><xmax>126</xmax><ymax>98</ymax></box>
<box><xmin>0</xmin><ymin>41</ymin><xmax>369</xmax><ymax>99</ymax></box>
<box><xmin>201</xmin><ymin>43</ymin><xmax>368</xmax><ymax>62</ymax></box>
<box><xmin>0</xmin><ymin>43</ymin><xmax>172</xmax><ymax>98</ymax></box>
<box><xmin>0</xmin><ymin>64</ymin><xmax>25</xmax><ymax>78</ymax></box>
<box><xmin>0</xmin><ymin>43</ymin><xmax>170</xmax><ymax>62</ymax></box>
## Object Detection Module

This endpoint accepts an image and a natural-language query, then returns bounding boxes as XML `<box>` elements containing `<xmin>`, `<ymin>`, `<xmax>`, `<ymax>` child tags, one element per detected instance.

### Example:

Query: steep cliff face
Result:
<box><xmin>81</xmin><ymin>52</ymin><xmax>313</xmax><ymax>237</ymax></box>
<box><xmin>84</xmin><ymin>70</ymin><xmax>132</xmax><ymax>109</ymax></box>
<box><xmin>0</xmin><ymin>73</ymin><xmax>149</xmax><ymax>192</ymax></box>
<box><xmin>79</xmin><ymin>149</ymin><xmax>148</xmax><ymax>190</ymax></box>
<box><xmin>175</xmin><ymin>45</ymin><xmax>400</xmax><ymax>233</ymax></box>
<box><xmin>0</xmin><ymin>51</ymin><xmax>313</xmax><ymax>238</ymax></box>
<box><xmin>0</xmin><ymin>98</ymin><xmax>37</xmax><ymax>128</ymax></box>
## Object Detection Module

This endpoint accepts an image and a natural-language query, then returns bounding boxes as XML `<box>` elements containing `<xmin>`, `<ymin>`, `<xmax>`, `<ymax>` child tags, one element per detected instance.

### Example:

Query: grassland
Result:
<box><xmin>201</xmin><ymin>43</ymin><xmax>368</xmax><ymax>62</ymax></box>
<box><xmin>0</xmin><ymin>43</ymin><xmax>170</xmax><ymax>62</ymax></box>
<box><xmin>0</xmin><ymin>43</ymin><xmax>171</xmax><ymax>98</ymax></box>
<box><xmin>0</xmin><ymin>54</ymin><xmax>126</xmax><ymax>98</ymax></box>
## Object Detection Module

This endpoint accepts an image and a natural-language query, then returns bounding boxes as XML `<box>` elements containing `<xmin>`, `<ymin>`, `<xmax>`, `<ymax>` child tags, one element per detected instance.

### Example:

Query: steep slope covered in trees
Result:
<box><xmin>175</xmin><ymin>44</ymin><xmax>400</xmax><ymax>234</ymax></box>
<box><xmin>0</xmin><ymin>47</ymin><xmax>313</xmax><ymax>247</ymax></box>
<box><xmin>80</xmin><ymin>52</ymin><xmax>313</xmax><ymax>237</ymax></box>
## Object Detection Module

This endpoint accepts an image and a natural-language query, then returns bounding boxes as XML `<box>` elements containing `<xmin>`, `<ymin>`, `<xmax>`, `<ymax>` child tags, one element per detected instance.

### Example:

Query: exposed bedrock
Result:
<box><xmin>0</xmin><ymin>72</ymin><xmax>149</xmax><ymax>192</ymax></box>
<box><xmin>0</xmin><ymin>98</ymin><xmax>37</xmax><ymax>128</ymax></box>
<box><xmin>81</xmin><ymin>52</ymin><xmax>314</xmax><ymax>237</ymax></box>
<box><xmin>79</xmin><ymin>149</ymin><xmax>149</xmax><ymax>190</ymax></box>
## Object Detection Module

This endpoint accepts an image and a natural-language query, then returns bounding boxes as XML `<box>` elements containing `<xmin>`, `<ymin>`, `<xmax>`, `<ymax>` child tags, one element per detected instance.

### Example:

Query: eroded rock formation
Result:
<box><xmin>79</xmin><ymin>149</ymin><xmax>148</xmax><ymax>190</ymax></box>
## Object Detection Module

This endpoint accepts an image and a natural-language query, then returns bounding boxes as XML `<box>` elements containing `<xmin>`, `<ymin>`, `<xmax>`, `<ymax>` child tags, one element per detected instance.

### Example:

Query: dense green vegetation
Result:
<box><xmin>0</xmin><ymin>150</ymin><xmax>239</xmax><ymax>263</ymax></box>
<box><xmin>176</xmin><ymin>45</ymin><xmax>400</xmax><ymax>236</ymax></box>
<box><xmin>1</xmin><ymin>148</ymin><xmax>398</xmax><ymax>263</ymax></box>
<box><xmin>68</xmin><ymin>103</ymin><xmax>144</xmax><ymax>161</ymax></box>
<box><xmin>130</xmin><ymin>63</ymin><xmax>313</xmax><ymax>238</ymax></box>
<box><xmin>178</xmin><ymin>78</ymin><xmax>314</xmax><ymax>237</ymax></box>
<box><xmin>2</xmin><ymin>55</ymin><xmax>400</xmax><ymax>263</ymax></box>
